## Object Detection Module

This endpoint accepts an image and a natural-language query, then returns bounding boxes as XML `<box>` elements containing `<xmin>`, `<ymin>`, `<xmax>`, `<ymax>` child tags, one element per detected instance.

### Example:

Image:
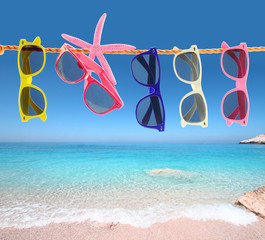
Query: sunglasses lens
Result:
<box><xmin>20</xmin><ymin>45</ymin><xmax>44</xmax><ymax>75</ymax></box>
<box><xmin>132</xmin><ymin>54</ymin><xmax>159</xmax><ymax>85</ymax></box>
<box><xmin>174</xmin><ymin>52</ymin><xmax>200</xmax><ymax>81</ymax></box>
<box><xmin>136</xmin><ymin>96</ymin><xmax>164</xmax><ymax>127</ymax></box>
<box><xmin>85</xmin><ymin>83</ymin><xmax>115</xmax><ymax>114</ymax></box>
<box><xmin>181</xmin><ymin>93</ymin><xmax>206</xmax><ymax>123</ymax></box>
<box><xmin>56</xmin><ymin>52</ymin><xmax>85</xmax><ymax>82</ymax></box>
<box><xmin>223</xmin><ymin>90</ymin><xmax>248</xmax><ymax>120</ymax></box>
<box><xmin>20</xmin><ymin>87</ymin><xmax>45</xmax><ymax>116</ymax></box>
<box><xmin>223</xmin><ymin>49</ymin><xmax>247</xmax><ymax>78</ymax></box>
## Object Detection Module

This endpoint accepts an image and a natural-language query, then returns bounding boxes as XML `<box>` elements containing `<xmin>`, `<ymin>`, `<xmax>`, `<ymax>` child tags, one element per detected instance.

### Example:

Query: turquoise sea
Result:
<box><xmin>0</xmin><ymin>143</ymin><xmax>264</xmax><ymax>228</ymax></box>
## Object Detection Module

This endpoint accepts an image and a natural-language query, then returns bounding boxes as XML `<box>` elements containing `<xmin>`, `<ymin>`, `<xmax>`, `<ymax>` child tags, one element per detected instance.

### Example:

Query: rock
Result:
<box><xmin>240</xmin><ymin>134</ymin><xmax>265</xmax><ymax>144</ymax></box>
<box><xmin>150</xmin><ymin>169</ymin><xmax>179</xmax><ymax>174</ymax></box>
<box><xmin>90</xmin><ymin>221</ymin><xmax>118</xmax><ymax>229</ymax></box>
<box><xmin>235</xmin><ymin>185</ymin><xmax>265</xmax><ymax>219</ymax></box>
<box><xmin>146</xmin><ymin>169</ymin><xmax>188</xmax><ymax>175</ymax></box>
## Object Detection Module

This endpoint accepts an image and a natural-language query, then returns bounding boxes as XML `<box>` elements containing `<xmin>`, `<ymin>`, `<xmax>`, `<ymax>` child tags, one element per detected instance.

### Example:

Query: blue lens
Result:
<box><xmin>85</xmin><ymin>83</ymin><xmax>115</xmax><ymax>114</ymax></box>
<box><xmin>57</xmin><ymin>52</ymin><xmax>85</xmax><ymax>82</ymax></box>
<box><xmin>132</xmin><ymin>54</ymin><xmax>159</xmax><ymax>85</ymax></box>
<box><xmin>21</xmin><ymin>87</ymin><xmax>45</xmax><ymax>116</ymax></box>
<box><xmin>174</xmin><ymin>52</ymin><xmax>200</xmax><ymax>82</ymax></box>
<box><xmin>20</xmin><ymin>45</ymin><xmax>44</xmax><ymax>75</ymax></box>
<box><xmin>223</xmin><ymin>50</ymin><xmax>247</xmax><ymax>78</ymax></box>
<box><xmin>223</xmin><ymin>90</ymin><xmax>247</xmax><ymax>120</ymax></box>
<box><xmin>136</xmin><ymin>96</ymin><xmax>163</xmax><ymax>127</ymax></box>
<box><xmin>181</xmin><ymin>93</ymin><xmax>205</xmax><ymax>123</ymax></box>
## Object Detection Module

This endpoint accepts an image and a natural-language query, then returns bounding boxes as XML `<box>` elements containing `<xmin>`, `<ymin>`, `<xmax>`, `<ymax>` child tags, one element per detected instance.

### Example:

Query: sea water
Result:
<box><xmin>0</xmin><ymin>143</ymin><xmax>264</xmax><ymax>228</ymax></box>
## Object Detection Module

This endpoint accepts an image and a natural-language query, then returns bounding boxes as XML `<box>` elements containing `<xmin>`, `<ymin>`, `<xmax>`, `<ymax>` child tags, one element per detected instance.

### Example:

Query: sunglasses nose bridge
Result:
<box><xmin>236</xmin><ymin>80</ymin><xmax>246</xmax><ymax>89</ymax></box>
<box><xmin>148</xmin><ymin>87</ymin><xmax>156</xmax><ymax>95</ymax></box>
<box><xmin>191</xmin><ymin>82</ymin><xmax>201</xmax><ymax>92</ymax></box>
<box><xmin>22</xmin><ymin>75</ymin><xmax>32</xmax><ymax>85</ymax></box>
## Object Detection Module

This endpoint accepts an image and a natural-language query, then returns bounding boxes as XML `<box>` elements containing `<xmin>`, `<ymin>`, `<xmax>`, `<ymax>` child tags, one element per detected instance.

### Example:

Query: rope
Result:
<box><xmin>1</xmin><ymin>45</ymin><xmax>265</xmax><ymax>55</ymax></box>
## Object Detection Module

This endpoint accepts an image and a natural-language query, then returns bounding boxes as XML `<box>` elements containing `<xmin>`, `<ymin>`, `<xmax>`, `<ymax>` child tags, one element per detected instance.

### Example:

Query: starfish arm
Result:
<box><xmin>88</xmin><ymin>52</ymin><xmax>96</xmax><ymax>62</ymax></box>
<box><xmin>100</xmin><ymin>44</ymin><xmax>136</xmax><ymax>52</ymax></box>
<box><xmin>97</xmin><ymin>54</ymin><xmax>116</xmax><ymax>85</ymax></box>
<box><xmin>62</xmin><ymin>34</ymin><xmax>92</xmax><ymax>50</ymax></box>
<box><xmin>93</xmin><ymin>13</ymin><xmax>106</xmax><ymax>45</ymax></box>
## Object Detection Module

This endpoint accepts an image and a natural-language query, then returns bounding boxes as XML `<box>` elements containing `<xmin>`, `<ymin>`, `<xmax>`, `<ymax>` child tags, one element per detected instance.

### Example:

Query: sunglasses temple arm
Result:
<box><xmin>151</xmin><ymin>97</ymin><xmax>162</xmax><ymax>125</ymax></box>
<box><xmin>239</xmin><ymin>51</ymin><xmax>247</xmax><ymax>77</ymax></box>
<box><xmin>137</xmin><ymin>54</ymin><xmax>162</xmax><ymax>126</ymax></box>
<box><xmin>183</xmin><ymin>100</ymin><xmax>197</xmax><ymax>122</ymax></box>
<box><xmin>20</xmin><ymin>52</ymin><xmax>33</xmax><ymax>115</ymax></box>
<box><xmin>178</xmin><ymin>54</ymin><xmax>199</xmax><ymax>78</ymax></box>
<box><xmin>141</xmin><ymin>96</ymin><xmax>162</xmax><ymax>126</ymax></box>
<box><xmin>228</xmin><ymin>105</ymin><xmax>240</xmax><ymax>120</ymax></box>
<box><xmin>97</xmin><ymin>54</ymin><xmax>116</xmax><ymax>85</ymax></box>
<box><xmin>191</xmin><ymin>53</ymin><xmax>200</xmax><ymax>79</ymax></box>
<box><xmin>21</xmin><ymin>87</ymin><xmax>30</xmax><ymax>116</ymax></box>
<box><xmin>191</xmin><ymin>54</ymin><xmax>205</xmax><ymax>122</ymax></box>
<box><xmin>178</xmin><ymin>54</ymin><xmax>203</xmax><ymax>121</ymax></box>
<box><xmin>21</xmin><ymin>50</ymin><xmax>44</xmax><ymax>116</ymax></box>
<box><xmin>74</xmin><ymin>52</ymin><xmax>101</xmax><ymax>89</ymax></box>
<box><xmin>237</xmin><ymin>91</ymin><xmax>246</xmax><ymax>119</ymax></box>
<box><xmin>226</xmin><ymin>93</ymin><xmax>246</xmax><ymax>120</ymax></box>
<box><xmin>75</xmin><ymin>52</ymin><xmax>94</xmax><ymax>78</ymax></box>
<box><xmin>146</xmin><ymin>54</ymin><xmax>162</xmax><ymax>125</ymax></box>
<box><xmin>22</xmin><ymin>87</ymin><xmax>43</xmax><ymax>115</ymax></box>
<box><xmin>29</xmin><ymin>96</ymin><xmax>43</xmax><ymax>115</ymax></box>
<box><xmin>141</xmin><ymin>54</ymin><xmax>155</xmax><ymax>125</ymax></box>
<box><xmin>22</xmin><ymin>51</ymin><xmax>33</xmax><ymax>75</ymax></box>
<box><xmin>141</xmin><ymin>103</ymin><xmax>153</xmax><ymax>125</ymax></box>
<box><xmin>136</xmin><ymin>56</ymin><xmax>155</xmax><ymax>82</ymax></box>
<box><xmin>195</xmin><ymin>94</ymin><xmax>205</xmax><ymax>122</ymax></box>
<box><xmin>75</xmin><ymin>51</ymin><xmax>116</xmax><ymax>87</ymax></box>
<box><xmin>148</xmin><ymin>54</ymin><xmax>156</xmax><ymax>85</ymax></box>
<box><xmin>226</xmin><ymin>51</ymin><xmax>243</xmax><ymax>78</ymax></box>
<box><xmin>178</xmin><ymin>52</ymin><xmax>204</xmax><ymax>122</ymax></box>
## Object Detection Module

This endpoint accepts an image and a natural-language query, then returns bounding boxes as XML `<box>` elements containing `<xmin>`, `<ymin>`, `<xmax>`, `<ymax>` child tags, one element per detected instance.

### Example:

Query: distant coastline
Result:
<box><xmin>239</xmin><ymin>134</ymin><xmax>265</xmax><ymax>144</ymax></box>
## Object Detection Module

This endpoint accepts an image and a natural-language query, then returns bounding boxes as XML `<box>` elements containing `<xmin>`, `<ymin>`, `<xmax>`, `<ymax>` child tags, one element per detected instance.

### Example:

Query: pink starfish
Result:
<box><xmin>62</xmin><ymin>13</ymin><xmax>136</xmax><ymax>88</ymax></box>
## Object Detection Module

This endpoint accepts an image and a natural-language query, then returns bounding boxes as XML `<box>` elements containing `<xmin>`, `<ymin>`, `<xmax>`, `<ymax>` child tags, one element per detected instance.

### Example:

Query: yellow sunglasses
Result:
<box><xmin>18</xmin><ymin>37</ymin><xmax>47</xmax><ymax>122</ymax></box>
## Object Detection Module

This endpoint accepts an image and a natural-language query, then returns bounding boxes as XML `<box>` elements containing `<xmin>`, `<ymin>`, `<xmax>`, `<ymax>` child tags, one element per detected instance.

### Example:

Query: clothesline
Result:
<box><xmin>1</xmin><ymin>45</ymin><xmax>265</xmax><ymax>55</ymax></box>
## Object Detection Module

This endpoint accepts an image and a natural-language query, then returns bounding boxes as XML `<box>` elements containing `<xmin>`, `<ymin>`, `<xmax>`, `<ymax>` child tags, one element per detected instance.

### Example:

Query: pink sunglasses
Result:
<box><xmin>220</xmin><ymin>41</ymin><xmax>249</xmax><ymax>126</ymax></box>
<box><xmin>55</xmin><ymin>44</ymin><xmax>123</xmax><ymax>115</ymax></box>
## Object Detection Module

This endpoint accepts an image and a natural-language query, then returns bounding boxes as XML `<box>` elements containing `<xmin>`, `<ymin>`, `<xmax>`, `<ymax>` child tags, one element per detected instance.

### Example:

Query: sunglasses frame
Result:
<box><xmin>220</xmin><ymin>42</ymin><xmax>249</xmax><ymax>126</ymax></box>
<box><xmin>17</xmin><ymin>37</ymin><xmax>47</xmax><ymax>122</ymax></box>
<box><xmin>55</xmin><ymin>43</ymin><xmax>123</xmax><ymax>115</ymax></box>
<box><xmin>173</xmin><ymin>45</ymin><xmax>208</xmax><ymax>128</ymax></box>
<box><xmin>131</xmin><ymin>48</ymin><xmax>165</xmax><ymax>132</ymax></box>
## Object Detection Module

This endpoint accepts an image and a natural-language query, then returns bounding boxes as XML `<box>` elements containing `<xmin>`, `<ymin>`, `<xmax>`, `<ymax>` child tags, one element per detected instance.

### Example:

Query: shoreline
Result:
<box><xmin>1</xmin><ymin>217</ymin><xmax>265</xmax><ymax>240</ymax></box>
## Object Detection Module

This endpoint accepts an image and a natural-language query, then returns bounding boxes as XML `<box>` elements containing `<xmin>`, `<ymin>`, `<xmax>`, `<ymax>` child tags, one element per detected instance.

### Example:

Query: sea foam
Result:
<box><xmin>0</xmin><ymin>202</ymin><xmax>257</xmax><ymax>229</ymax></box>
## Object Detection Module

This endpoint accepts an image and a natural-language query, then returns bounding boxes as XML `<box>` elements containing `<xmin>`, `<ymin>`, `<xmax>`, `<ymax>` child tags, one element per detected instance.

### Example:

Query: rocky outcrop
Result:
<box><xmin>145</xmin><ymin>169</ymin><xmax>195</xmax><ymax>178</ymax></box>
<box><xmin>148</xmin><ymin>169</ymin><xmax>182</xmax><ymax>174</ymax></box>
<box><xmin>240</xmin><ymin>134</ymin><xmax>265</xmax><ymax>144</ymax></box>
<box><xmin>235</xmin><ymin>185</ymin><xmax>265</xmax><ymax>219</ymax></box>
<box><xmin>146</xmin><ymin>169</ymin><xmax>186</xmax><ymax>175</ymax></box>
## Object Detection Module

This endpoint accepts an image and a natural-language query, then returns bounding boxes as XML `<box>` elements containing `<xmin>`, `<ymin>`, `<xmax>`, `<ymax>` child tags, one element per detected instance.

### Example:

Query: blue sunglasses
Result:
<box><xmin>131</xmin><ymin>48</ymin><xmax>165</xmax><ymax>132</ymax></box>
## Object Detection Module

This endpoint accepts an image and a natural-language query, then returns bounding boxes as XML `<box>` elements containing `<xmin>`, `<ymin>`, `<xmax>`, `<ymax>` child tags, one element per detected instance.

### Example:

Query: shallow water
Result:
<box><xmin>0</xmin><ymin>143</ymin><xmax>264</xmax><ymax>228</ymax></box>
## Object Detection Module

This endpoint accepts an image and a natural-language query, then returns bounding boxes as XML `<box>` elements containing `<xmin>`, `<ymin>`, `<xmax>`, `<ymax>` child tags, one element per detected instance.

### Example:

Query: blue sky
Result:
<box><xmin>0</xmin><ymin>0</ymin><xmax>265</xmax><ymax>142</ymax></box>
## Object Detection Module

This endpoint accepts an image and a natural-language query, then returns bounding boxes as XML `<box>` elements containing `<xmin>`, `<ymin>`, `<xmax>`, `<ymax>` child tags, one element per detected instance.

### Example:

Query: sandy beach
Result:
<box><xmin>1</xmin><ymin>217</ymin><xmax>265</xmax><ymax>240</ymax></box>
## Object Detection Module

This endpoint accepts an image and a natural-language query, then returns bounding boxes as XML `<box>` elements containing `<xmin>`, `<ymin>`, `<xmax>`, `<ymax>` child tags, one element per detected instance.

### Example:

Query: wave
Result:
<box><xmin>0</xmin><ymin>202</ymin><xmax>257</xmax><ymax>229</ymax></box>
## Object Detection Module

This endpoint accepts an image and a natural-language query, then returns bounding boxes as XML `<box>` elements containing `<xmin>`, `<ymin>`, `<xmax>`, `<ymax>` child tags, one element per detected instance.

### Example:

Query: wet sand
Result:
<box><xmin>1</xmin><ymin>217</ymin><xmax>265</xmax><ymax>240</ymax></box>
